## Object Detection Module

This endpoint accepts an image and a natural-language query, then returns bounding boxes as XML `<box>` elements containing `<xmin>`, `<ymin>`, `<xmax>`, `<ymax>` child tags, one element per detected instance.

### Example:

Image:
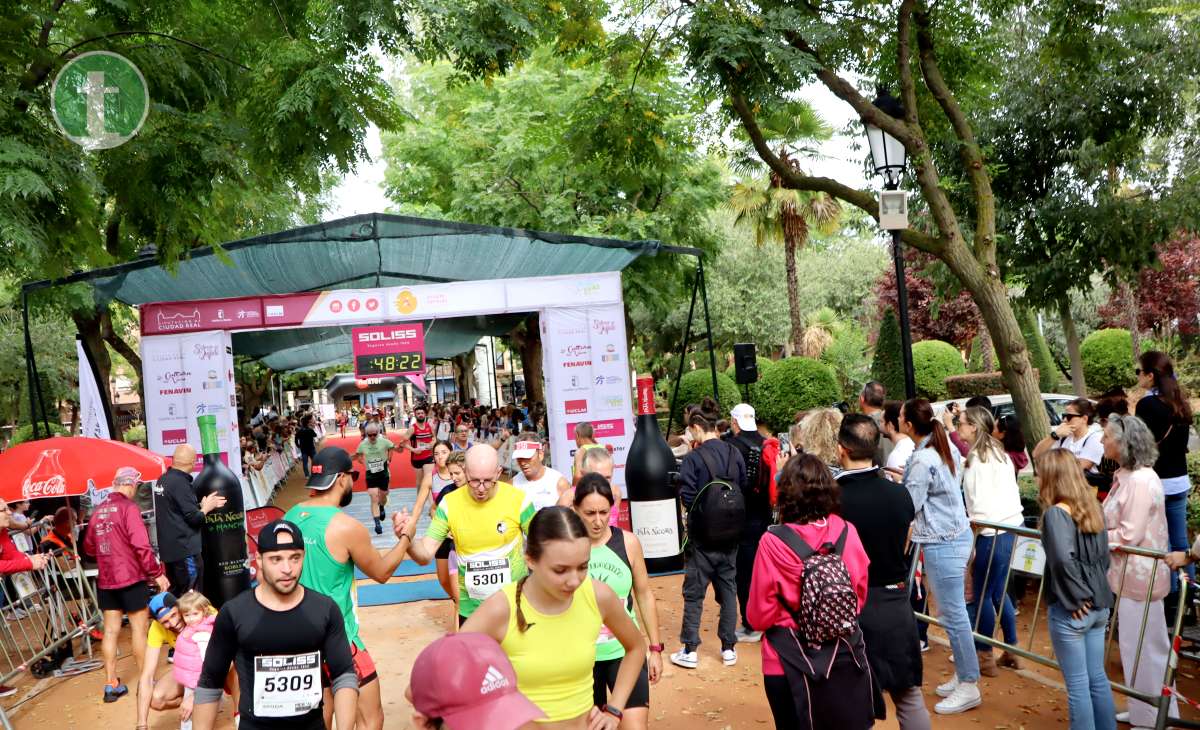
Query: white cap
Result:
<box><xmin>731</xmin><ymin>403</ymin><xmax>756</xmax><ymax>432</ymax></box>
<box><xmin>512</xmin><ymin>441</ymin><xmax>542</xmax><ymax>460</ymax></box>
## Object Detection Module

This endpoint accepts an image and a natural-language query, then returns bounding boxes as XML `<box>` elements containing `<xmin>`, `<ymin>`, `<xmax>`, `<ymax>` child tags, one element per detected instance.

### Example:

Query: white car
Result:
<box><xmin>932</xmin><ymin>393</ymin><xmax>1080</xmax><ymax>427</ymax></box>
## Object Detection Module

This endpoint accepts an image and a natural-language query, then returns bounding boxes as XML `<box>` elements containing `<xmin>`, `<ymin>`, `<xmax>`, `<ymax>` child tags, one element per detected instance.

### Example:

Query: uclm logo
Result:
<box><xmin>565</xmin><ymin>400</ymin><xmax>587</xmax><ymax>415</ymax></box>
<box><xmin>357</xmin><ymin>328</ymin><xmax>418</xmax><ymax>342</ymax></box>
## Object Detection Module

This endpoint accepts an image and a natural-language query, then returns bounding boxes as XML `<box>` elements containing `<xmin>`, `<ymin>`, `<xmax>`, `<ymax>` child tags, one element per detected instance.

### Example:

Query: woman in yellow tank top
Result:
<box><xmin>463</xmin><ymin>507</ymin><xmax>645</xmax><ymax>729</ymax></box>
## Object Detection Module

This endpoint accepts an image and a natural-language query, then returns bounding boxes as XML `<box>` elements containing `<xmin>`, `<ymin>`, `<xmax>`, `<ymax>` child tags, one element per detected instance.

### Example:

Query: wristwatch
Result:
<box><xmin>648</xmin><ymin>643</ymin><xmax>665</xmax><ymax>653</ymax></box>
<box><xmin>603</xmin><ymin>704</ymin><xmax>624</xmax><ymax>720</ymax></box>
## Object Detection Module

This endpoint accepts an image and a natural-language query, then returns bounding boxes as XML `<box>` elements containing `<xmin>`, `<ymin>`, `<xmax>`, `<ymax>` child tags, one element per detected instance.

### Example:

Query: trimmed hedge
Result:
<box><xmin>8</xmin><ymin>422</ymin><xmax>69</xmax><ymax>446</ymax></box>
<box><xmin>756</xmin><ymin>357</ymin><xmax>841</xmax><ymax>432</ymax></box>
<box><xmin>1080</xmin><ymin>328</ymin><xmax>1135</xmax><ymax>394</ymax></box>
<box><xmin>667</xmin><ymin>369</ymin><xmax>742</xmax><ymax>429</ymax></box>
<box><xmin>912</xmin><ymin>340</ymin><xmax>966</xmax><ymax>401</ymax></box>
<box><xmin>1018</xmin><ymin>307</ymin><xmax>1059</xmax><ymax>391</ymax></box>
<box><xmin>870</xmin><ymin>310</ymin><xmax>906</xmax><ymax>401</ymax></box>
<box><xmin>944</xmin><ymin>370</ymin><xmax>1040</xmax><ymax>399</ymax></box>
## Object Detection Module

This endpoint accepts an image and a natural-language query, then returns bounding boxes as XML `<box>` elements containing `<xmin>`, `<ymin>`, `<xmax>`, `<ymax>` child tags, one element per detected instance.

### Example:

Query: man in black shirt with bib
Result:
<box><xmin>193</xmin><ymin>520</ymin><xmax>358</xmax><ymax>730</ymax></box>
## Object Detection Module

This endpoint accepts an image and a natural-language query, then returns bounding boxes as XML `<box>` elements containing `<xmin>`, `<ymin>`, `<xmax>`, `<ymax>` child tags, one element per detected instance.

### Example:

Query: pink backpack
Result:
<box><xmin>767</xmin><ymin>524</ymin><xmax>859</xmax><ymax>646</ymax></box>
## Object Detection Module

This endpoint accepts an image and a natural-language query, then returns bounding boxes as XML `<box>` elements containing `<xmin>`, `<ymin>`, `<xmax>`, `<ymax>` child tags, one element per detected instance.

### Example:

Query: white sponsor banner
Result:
<box><xmin>540</xmin><ymin>303</ymin><xmax>634</xmax><ymax>505</ymax></box>
<box><xmin>76</xmin><ymin>338</ymin><xmax>111</xmax><ymax>439</ymax></box>
<box><xmin>142</xmin><ymin>332</ymin><xmax>244</xmax><ymax>492</ymax></box>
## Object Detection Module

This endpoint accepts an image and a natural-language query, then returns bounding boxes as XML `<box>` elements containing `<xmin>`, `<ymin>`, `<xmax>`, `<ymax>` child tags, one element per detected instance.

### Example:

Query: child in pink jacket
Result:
<box><xmin>173</xmin><ymin>591</ymin><xmax>216</xmax><ymax>729</ymax></box>
<box><xmin>747</xmin><ymin>454</ymin><xmax>872</xmax><ymax>730</ymax></box>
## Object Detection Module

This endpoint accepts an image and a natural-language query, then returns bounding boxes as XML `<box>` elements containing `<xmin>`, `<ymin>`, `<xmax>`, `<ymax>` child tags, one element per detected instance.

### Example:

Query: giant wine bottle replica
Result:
<box><xmin>194</xmin><ymin>414</ymin><xmax>250</xmax><ymax>606</ymax></box>
<box><xmin>625</xmin><ymin>376</ymin><xmax>683</xmax><ymax>573</ymax></box>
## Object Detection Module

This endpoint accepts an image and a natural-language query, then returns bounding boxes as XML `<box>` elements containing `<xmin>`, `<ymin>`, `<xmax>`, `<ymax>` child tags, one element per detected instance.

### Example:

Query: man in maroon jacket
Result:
<box><xmin>84</xmin><ymin>467</ymin><xmax>169</xmax><ymax>704</ymax></box>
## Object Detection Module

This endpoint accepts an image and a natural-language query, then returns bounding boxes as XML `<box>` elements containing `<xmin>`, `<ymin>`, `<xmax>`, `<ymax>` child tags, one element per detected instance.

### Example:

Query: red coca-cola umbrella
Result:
<box><xmin>0</xmin><ymin>437</ymin><xmax>169</xmax><ymax>502</ymax></box>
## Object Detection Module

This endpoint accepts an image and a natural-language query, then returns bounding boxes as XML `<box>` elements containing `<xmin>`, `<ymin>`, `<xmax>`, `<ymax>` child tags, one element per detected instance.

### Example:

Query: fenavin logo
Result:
<box><xmin>51</xmin><ymin>51</ymin><xmax>149</xmax><ymax>150</ymax></box>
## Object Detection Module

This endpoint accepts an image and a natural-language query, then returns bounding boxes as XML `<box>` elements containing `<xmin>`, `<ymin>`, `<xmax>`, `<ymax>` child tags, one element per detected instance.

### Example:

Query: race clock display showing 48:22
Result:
<box><xmin>354</xmin><ymin>352</ymin><xmax>424</xmax><ymax>377</ymax></box>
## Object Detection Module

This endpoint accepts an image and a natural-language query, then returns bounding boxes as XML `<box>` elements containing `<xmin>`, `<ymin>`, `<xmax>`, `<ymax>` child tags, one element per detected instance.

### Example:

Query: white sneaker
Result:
<box><xmin>670</xmin><ymin>649</ymin><xmax>697</xmax><ymax>669</ymax></box>
<box><xmin>935</xmin><ymin>676</ymin><xmax>958</xmax><ymax>698</ymax></box>
<box><xmin>934</xmin><ymin>681</ymin><xmax>981</xmax><ymax>714</ymax></box>
<box><xmin>721</xmin><ymin>649</ymin><xmax>737</xmax><ymax>666</ymax></box>
<box><xmin>1116</xmin><ymin>711</ymin><xmax>1130</xmax><ymax>724</ymax></box>
<box><xmin>735</xmin><ymin>628</ymin><xmax>763</xmax><ymax>643</ymax></box>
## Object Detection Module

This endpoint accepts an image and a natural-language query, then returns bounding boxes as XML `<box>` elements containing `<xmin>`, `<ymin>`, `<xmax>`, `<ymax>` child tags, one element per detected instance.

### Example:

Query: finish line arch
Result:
<box><xmin>138</xmin><ymin>271</ymin><xmax>635</xmax><ymax>512</ymax></box>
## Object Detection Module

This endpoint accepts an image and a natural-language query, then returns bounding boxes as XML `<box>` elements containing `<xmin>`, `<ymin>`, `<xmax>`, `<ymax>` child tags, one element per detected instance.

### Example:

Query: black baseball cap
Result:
<box><xmin>257</xmin><ymin>520</ymin><xmax>306</xmax><ymax>554</ymax></box>
<box><xmin>306</xmin><ymin>446</ymin><xmax>354</xmax><ymax>489</ymax></box>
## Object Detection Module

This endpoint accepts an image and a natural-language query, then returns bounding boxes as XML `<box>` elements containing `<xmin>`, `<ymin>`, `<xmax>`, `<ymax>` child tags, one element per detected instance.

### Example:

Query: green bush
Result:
<box><xmin>123</xmin><ymin>424</ymin><xmax>147</xmax><ymax>445</ymax></box>
<box><xmin>8</xmin><ymin>422</ymin><xmax>69</xmax><ymax>446</ymax></box>
<box><xmin>667</xmin><ymin>369</ymin><xmax>741</xmax><ymax>429</ymax></box>
<box><xmin>1018</xmin><ymin>307</ymin><xmax>1059</xmax><ymax>391</ymax></box>
<box><xmin>1080</xmin><ymin>328</ymin><xmax>1135</xmax><ymax>394</ymax></box>
<box><xmin>821</xmin><ymin>322</ymin><xmax>871</xmax><ymax>401</ymax></box>
<box><xmin>944</xmin><ymin>370</ymin><xmax>1040</xmax><ymax>399</ymax></box>
<box><xmin>756</xmin><ymin>357</ymin><xmax>841</xmax><ymax>432</ymax></box>
<box><xmin>725</xmin><ymin>356</ymin><xmax>775</xmax><ymax>404</ymax></box>
<box><xmin>870</xmin><ymin>309</ymin><xmax>906</xmax><ymax>401</ymax></box>
<box><xmin>911</xmin><ymin>340</ymin><xmax>965</xmax><ymax>401</ymax></box>
<box><xmin>724</xmin><ymin>356</ymin><xmax>775</xmax><ymax>383</ymax></box>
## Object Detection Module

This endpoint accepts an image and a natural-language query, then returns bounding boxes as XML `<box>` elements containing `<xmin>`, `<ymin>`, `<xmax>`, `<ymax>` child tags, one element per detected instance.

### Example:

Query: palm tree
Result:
<box><xmin>729</xmin><ymin>152</ymin><xmax>841</xmax><ymax>353</ymax></box>
<box><xmin>800</xmin><ymin>306</ymin><xmax>838</xmax><ymax>359</ymax></box>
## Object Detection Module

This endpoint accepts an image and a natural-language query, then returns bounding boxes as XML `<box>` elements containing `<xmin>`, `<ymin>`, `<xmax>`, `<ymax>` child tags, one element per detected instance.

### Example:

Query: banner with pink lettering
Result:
<box><xmin>540</xmin><ymin>304</ymin><xmax>634</xmax><ymax>527</ymax></box>
<box><xmin>142</xmin><ymin>331</ymin><xmax>247</xmax><ymax>502</ymax></box>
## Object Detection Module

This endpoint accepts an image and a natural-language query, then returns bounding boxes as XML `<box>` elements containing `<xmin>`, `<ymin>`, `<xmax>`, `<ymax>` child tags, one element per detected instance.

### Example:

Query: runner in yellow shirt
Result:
<box><xmin>396</xmin><ymin>445</ymin><xmax>536</xmax><ymax>624</ymax></box>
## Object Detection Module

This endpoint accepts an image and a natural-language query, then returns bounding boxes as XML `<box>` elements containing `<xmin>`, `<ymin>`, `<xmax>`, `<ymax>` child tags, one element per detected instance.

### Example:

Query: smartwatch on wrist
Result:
<box><xmin>648</xmin><ymin>643</ymin><xmax>665</xmax><ymax>653</ymax></box>
<box><xmin>603</xmin><ymin>704</ymin><xmax>624</xmax><ymax>720</ymax></box>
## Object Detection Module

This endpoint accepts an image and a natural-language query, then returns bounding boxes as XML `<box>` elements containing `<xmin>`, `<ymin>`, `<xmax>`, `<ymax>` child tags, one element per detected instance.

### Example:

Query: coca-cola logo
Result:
<box><xmin>23</xmin><ymin>473</ymin><xmax>66</xmax><ymax>499</ymax></box>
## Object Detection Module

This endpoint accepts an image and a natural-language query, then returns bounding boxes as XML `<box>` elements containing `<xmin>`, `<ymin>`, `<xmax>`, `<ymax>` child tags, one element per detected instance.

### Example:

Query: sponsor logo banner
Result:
<box><xmin>566</xmin><ymin>418</ymin><xmax>626</xmax><ymax>440</ymax></box>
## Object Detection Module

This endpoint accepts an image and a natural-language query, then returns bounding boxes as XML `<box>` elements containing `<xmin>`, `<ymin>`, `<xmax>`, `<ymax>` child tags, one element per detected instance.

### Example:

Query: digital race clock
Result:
<box><xmin>351</xmin><ymin>324</ymin><xmax>425</xmax><ymax>378</ymax></box>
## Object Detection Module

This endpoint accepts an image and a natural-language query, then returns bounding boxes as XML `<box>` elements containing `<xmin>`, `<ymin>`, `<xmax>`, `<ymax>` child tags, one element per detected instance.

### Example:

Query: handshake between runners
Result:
<box><xmin>392</xmin><ymin>508</ymin><xmax>417</xmax><ymax>541</ymax></box>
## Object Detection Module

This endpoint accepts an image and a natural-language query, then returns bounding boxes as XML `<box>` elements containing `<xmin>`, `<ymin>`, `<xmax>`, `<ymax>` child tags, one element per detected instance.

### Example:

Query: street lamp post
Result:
<box><xmin>864</xmin><ymin>87</ymin><xmax>917</xmax><ymax>400</ymax></box>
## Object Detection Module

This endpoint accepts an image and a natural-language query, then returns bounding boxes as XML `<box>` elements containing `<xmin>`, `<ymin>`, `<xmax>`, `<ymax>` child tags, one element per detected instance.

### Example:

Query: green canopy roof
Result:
<box><xmin>30</xmin><ymin>214</ymin><xmax>681</xmax><ymax>372</ymax></box>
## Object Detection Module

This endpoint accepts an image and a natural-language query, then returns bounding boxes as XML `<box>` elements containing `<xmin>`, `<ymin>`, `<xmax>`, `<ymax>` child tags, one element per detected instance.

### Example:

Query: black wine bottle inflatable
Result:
<box><xmin>625</xmin><ymin>376</ymin><xmax>683</xmax><ymax>573</ymax></box>
<box><xmin>194</xmin><ymin>414</ymin><xmax>250</xmax><ymax>606</ymax></box>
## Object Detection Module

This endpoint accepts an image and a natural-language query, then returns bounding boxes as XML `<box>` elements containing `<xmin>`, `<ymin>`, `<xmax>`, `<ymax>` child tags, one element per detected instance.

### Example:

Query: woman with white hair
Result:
<box><xmin>1101</xmin><ymin>413</ymin><xmax>1178</xmax><ymax>727</ymax></box>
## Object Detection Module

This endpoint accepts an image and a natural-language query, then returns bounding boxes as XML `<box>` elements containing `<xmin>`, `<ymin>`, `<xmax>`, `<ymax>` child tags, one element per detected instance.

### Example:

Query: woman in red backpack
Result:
<box><xmin>747</xmin><ymin>453</ymin><xmax>873</xmax><ymax>729</ymax></box>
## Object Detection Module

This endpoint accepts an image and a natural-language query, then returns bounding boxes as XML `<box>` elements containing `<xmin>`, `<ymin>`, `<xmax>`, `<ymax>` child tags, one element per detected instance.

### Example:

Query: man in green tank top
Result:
<box><xmin>284</xmin><ymin>447</ymin><xmax>415</xmax><ymax>730</ymax></box>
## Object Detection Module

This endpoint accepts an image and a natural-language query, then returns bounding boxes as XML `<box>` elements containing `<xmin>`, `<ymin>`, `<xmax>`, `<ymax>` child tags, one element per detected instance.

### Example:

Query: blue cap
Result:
<box><xmin>148</xmin><ymin>591</ymin><xmax>178</xmax><ymax>621</ymax></box>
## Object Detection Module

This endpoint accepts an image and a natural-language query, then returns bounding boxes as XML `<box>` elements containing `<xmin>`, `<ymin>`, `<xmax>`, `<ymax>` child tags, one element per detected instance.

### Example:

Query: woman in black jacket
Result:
<box><xmin>1134</xmin><ymin>351</ymin><xmax>1193</xmax><ymax>607</ymax></box>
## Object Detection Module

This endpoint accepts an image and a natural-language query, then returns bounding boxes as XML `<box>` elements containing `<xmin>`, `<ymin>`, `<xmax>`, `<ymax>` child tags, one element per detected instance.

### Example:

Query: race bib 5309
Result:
<box><xmin>253</xmin><ymin>652</ymin><xmax>321</xmax><ymax>718</ymax></box>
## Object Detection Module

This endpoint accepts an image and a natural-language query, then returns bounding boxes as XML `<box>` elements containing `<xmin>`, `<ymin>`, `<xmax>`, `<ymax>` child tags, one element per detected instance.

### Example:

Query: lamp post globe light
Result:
<box><xmin>864</xmin><ymin>87</ymin><xmax>917</xmax><ymax>399</ymax></box>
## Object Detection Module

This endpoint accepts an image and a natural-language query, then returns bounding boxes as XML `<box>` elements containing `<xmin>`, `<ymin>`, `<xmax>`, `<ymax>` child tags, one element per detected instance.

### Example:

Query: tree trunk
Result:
<box><xmin>942</xmin><ymin>247</ymin><xmax>1051</xmax><ymax>444</ymax></box>
<box><xmin>72</xmin><ymin>309</ymin><xmax>116</xmax><ymax>434</ymax></box>
<box><xmin>980</xmin><ymin>325</ymin><xmax>994</xmax><ymax>372</ymax></box>
<box><xmin>512</xmin><ymin>314</ymin><xmax>545</xmax><ymax>405</ymax></box>
<box><xmin>784</xmin><ymin>236</ymin><xmax>803</xmax><ymax>351</ymax></box>
<box><xmin>1117</xmin><ymin>278</ymin><xmax>1142</xmax><ymax>363</ymax></box>
<box><xmin>1058</xmin><ymin>298</ymin><xmax>1087</xmax><ymax>397</ymax></box>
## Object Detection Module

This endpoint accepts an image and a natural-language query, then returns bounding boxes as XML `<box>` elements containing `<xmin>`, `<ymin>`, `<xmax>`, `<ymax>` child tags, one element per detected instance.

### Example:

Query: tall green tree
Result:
<box><xmin>3</xmin><ymin>0</ymin><xmax>599</xmax><ymax>425</ymax></box>
<box><xmin>665</xmin><ymin>0</ymin><xmax>1199</xmax><ymax>442</ymax></box>
<box><xmin>381</xmin><ymin>45</ymin><xmax>727</xmax><ymax>363</ymax></box>
<box><xmin>727</xmin><ymin>105</ymin><xmax>841</xmax><ymax>352</ymax></box>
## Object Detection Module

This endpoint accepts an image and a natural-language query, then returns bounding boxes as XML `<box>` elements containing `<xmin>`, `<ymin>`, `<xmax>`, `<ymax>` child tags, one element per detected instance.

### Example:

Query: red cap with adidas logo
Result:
<box><xmin>409</xmin><ymin>632</ymin><xmax>545</xmax><ymax>728</ymax></box>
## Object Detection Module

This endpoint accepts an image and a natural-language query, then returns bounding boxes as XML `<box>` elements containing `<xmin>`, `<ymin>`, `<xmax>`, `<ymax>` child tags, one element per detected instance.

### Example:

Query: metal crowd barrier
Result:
<box><xmin>0</xmin><ymin>546</ymin><xmax>102</xmax><ymax>730</ymax></box>
<box><xmin>910</xmin><ymin>518</ymin><xmax>1198</xmax><ymax>730</ymax></box>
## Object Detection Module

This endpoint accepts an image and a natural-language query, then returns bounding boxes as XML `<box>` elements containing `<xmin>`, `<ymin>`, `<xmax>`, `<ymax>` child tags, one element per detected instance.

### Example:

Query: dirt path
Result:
<box><xmin>11</xmin><ymin>467</ymin><xmax>1198</xmax><ymax>728</ymax></box>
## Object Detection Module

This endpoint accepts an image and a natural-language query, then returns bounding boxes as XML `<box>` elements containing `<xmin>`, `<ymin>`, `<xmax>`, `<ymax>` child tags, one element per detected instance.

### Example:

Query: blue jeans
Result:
<box><xmin>967</xmin><ymin>532</ymin><xmax>1018</xmax><ymax>649</ymax></box>
<box><xmin>1048</xmin><ymin>604</ymin><xmax>1116</xmax><ymax>730</ymax></box>
<box><xmin>1165</xmin><ymin>492</ymin><xmax>1193</xmax><ymax>594</ymax></box>
<box><xmin>921</xmin><ymin>528</ymin><xmax>980</xmax><ymax>682</ymax></box>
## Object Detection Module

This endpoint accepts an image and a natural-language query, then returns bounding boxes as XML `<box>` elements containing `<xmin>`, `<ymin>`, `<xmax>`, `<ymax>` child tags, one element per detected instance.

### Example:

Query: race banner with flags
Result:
<box><xmin>76</xmin><ymin>336</ymin><xmax>111</xmax><ymax>440</ymax></box>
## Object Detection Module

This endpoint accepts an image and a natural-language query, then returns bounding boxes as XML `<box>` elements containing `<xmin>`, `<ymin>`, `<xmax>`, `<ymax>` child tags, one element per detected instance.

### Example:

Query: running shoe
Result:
<box><xmin>721</xmin><ymin>649</ymin><xmax>738</xmax><ymax>666</ymax></box>
<box><xmin>103</xmin><ymin>682</ymin><xmax>128</xmax><ymax>703</ymax></box>
<box><xmin>734</xmin><ymin>627</ymin><xmax>762</xmax><ymax>643</ymax></box>
<box><xmin>0</xmin><ymin>685</ymin><xmax>16</xmax><ymax>699</ymax></box>
<box><xmin>669</xmin><ymin>649</ymin><xmax>698</xmax><ymax>669</ymax></box>
<box><xmin>373</xmin><ymin>517</ymin><xmax>383</xmax><ymax>535</ymax></box>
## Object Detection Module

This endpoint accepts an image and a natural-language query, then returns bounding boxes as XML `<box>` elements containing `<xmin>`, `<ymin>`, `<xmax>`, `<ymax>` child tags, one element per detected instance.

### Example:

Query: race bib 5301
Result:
<box><xmin>464</xmin><ymin>558</ymin><xmax>510</xmax><ymax>600</ymax></box>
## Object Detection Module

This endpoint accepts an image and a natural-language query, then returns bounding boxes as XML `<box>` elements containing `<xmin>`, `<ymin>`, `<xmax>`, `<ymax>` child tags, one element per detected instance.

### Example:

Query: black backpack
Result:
<box><xmin>734</xmin><ymin>433</ymin><xmax>771</xmax><ymax>505</ymax></box>
<box><xmin>687</xmin><ymin>443</ymin><xmax>746</xmax><ymax>549</ymax></box>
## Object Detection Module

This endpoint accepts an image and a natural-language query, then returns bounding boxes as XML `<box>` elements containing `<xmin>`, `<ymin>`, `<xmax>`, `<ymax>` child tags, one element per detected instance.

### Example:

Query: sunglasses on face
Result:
<box><xmin>1063</xmin><ymin>413</ymin><xmax>1084</xmax><ymax>421</ymax></box>
<box><xmin>345</xmin><ymin>470</ymin><xmax>360</xmax><ymax>481</ymax></box>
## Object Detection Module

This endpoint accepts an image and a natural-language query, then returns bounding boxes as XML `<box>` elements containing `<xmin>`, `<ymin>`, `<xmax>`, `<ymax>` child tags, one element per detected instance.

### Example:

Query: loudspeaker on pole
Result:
<box><xmin>733</xmin><ymin>343</ymin><xmax>758</xmax><ymax>385</ymax></box>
